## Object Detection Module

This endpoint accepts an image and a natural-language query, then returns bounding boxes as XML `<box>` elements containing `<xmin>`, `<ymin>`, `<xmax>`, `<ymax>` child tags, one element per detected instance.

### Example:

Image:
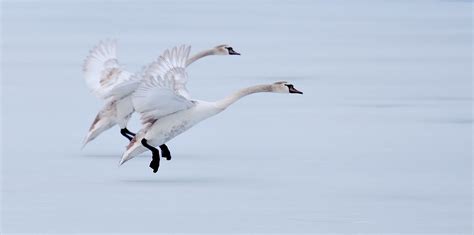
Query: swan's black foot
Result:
<box><xmin>160</xmin><ymin>144</ymin><xmax>171</xmax><ymax>161</ymax></box>
<box><xmin>141</xmin><ymin>138</ymin><xmax>161</xmax><ymax>173</ymax></box>
<box><xmin>123</xmin><ymin>128</ymin><xmax>136</xmax><ymax>136</ymax></box>
<box><xmin>120</xmin><ymin>128</ymin><xmax>134</xmax><ymax>141</ymax></box>
<box><xmin>149</xmin><ymin>160</ymin><xmax>160</xmax><ymax>173</ymax></box>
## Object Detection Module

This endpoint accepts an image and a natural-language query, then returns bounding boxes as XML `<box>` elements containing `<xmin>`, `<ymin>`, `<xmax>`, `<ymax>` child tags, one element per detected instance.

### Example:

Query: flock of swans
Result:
<box><xmin>82</xmin><ymin>40</ymin><xmax>303</xmax><ymax>173</ymax></box>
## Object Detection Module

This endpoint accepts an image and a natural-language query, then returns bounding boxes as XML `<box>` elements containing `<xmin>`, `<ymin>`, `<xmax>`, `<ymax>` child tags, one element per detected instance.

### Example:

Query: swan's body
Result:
<box><xmin>119</xmin><ymin>45</ymin><xmax>302</xmax><ymax>172</ymax></box>
<box><xmin>82</xmin><ymin>40</ymin><xmax>240</xmax><ymax>148</ymax></box>
<box><xmin>122</xmin><ymin>100</ymin><xmax>220</xmax><ymax>161</ymax></box>
<box><xmin>83</xmin><ymin>96</ymin><xmax>134</xmax><ymax>143</ymax></box>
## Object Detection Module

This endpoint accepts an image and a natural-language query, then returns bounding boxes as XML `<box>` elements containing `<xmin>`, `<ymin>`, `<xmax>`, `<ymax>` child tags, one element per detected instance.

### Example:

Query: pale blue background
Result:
<box><xmin>1</xmin><ymin>0</ymin><xmax>472</xmax><ymax>233</ymax></box>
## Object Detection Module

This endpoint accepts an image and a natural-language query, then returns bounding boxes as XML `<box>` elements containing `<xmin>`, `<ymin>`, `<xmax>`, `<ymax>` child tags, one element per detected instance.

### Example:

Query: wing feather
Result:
<box><xmin>83</xmin><ymin>39</ymin><xmax>138</xmax><ymax>99</ymax></box>
<box><xmin>132</xmin><ymin>45</ymin><xmax>194</xmax><ymax>124</ymax></box>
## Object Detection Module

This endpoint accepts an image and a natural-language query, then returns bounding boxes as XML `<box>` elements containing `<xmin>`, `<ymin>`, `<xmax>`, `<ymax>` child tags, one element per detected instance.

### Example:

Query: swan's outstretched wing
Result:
<box><xmin>83</xmin><ymin>40</ymin><xmax>138</xmax><ymax>99</ymax></box>
<box><xmin>132</xmin><ymin>45</ymin><xmax>194</xmax><ymax>124</ymax></box>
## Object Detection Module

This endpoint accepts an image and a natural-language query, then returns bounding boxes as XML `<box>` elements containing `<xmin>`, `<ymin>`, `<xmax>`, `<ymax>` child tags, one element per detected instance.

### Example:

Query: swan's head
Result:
<box><xmin>214</xmin><ymin>44</ymin><xmax>240</xmax><ymax>55</ymax></box>
<box><xmin>272</xmin><ymin>81</ymin><xmax>303</xmax><ymax>94</ymax></box>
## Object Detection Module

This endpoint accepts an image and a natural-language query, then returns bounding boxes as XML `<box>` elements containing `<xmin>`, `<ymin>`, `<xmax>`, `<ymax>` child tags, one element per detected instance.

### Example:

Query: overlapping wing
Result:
<box><xmin>132</xmin><ymin>45</ymin><xmax>194</xmax><ymax>124</ymax></box>
<box><xmin>83</xmin><ymin>39</ymin><xmax>139</xmax><ymax>99</ymax></box>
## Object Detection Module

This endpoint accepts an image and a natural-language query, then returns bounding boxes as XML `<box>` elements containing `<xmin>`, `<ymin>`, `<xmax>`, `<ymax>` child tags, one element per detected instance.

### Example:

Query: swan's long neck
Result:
<box><xmin>215</xmin><ymin>84</ymin><xmax>273</xmax><ymax>110</ymax></box>
<box><xmin>186</xmin><ymin>48</ymin><xmax>216</xmax><ymax>67</ymax></box>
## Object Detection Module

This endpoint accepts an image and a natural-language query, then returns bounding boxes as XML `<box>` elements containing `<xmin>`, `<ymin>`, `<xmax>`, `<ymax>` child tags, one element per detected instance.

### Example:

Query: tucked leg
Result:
<box><xmin>141</xmin><ymin>138</ymin><xmax>160</xmax><ymax>173</ymax></box>
<box><xmin>123</xmin><ymin>128</ymin><xmax>136</xmax><ymax>136</ymax></box>
<box><xmin>159</xmin><ymin>144</ymin><xmax>171</xmax><ymax>161</ymax></box>
<box><xmin>120</xmin><ymin>128</ymin><xmax>133</xmax><ymax>141</ymax></box>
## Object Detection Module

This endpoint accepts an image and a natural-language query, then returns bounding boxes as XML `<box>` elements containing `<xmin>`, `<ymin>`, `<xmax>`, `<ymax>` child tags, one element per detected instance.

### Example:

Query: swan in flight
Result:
<box><xmin>119</xmin><ymin>45</ymin><xmax>303</xmax><ymax>173</ymax></box>
<box><xmin>81</xmin><ymin>40</ymin><xmax>240</xmax><ymax>148</ymax></box>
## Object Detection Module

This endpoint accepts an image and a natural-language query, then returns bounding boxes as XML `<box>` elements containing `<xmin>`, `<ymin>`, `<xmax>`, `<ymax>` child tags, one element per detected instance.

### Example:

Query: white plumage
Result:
<box><xmin>133</xmin><ymin>45</ymin><xmax>194</xmax><ymax>125</ymax></box>
<box><xmin>82</xmin><ymin>41</ymin><xmax>241</xmax><ymax>148</ymax></box>
<box><xmin>119</xmin><ymin>45</ymin><xmax>303</xmax><ymax>170</ymax></box>
<box><xmin>82</xmin><ymin>40</ymin><xmax>138</xmax><ymax>100</ymax></box>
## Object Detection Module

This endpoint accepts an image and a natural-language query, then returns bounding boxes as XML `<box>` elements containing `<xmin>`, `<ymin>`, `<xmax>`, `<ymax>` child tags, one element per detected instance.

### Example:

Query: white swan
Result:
<box><xmin>81</xmin><ymin>40</ymin><xmax>240</xmax><ymax>148</ymax></box>
<box><xmin>119</xmin><ymin>45</ymin><xmax>303</xmax><ymax>173</ymax></box>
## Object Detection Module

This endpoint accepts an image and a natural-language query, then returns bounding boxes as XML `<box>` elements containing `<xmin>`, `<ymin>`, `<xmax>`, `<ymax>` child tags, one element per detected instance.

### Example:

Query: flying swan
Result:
<box><xmin>119</xmin><ymin>45</ymin><xmax>303</xmax><ymax>173</ymax></box>
<box><xmin>81</xmin><ymin>40</ymin><xmax>240</xmax><ymax>148</ymax></box>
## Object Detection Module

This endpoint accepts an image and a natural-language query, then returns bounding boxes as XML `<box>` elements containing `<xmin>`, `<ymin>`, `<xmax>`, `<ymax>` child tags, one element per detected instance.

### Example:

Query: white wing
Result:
<box><xmin>132</xmin><ymin>45</ymin><xmax>194</xmax><ymax>124</ymax></box>
<box><xmin>83</xmin><ymin>39</ymin><xmax>139</xmax><ymax>99</ymax></box>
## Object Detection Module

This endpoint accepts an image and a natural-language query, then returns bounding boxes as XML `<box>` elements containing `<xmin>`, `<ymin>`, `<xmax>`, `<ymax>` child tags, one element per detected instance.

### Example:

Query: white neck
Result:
<box><xmin>214</xmin><ymin>84</ymin><xmax>274</xmax><ymax>110</ymax></box>
<box><xmin>186</xmin><ymin>48</ymin><xmax>218</xmax><ymax>67</ymax></box>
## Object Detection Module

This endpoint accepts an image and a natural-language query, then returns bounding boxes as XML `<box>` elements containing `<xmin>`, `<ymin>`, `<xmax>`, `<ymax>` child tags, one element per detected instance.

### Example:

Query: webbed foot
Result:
<box><xmin>160</xmin><ymin>144</ymin><xmax>171</xmax><ymax>161</ymax></box>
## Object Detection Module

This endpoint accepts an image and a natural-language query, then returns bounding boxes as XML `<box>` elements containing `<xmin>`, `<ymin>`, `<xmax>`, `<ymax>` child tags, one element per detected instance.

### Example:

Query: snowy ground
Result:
<box><xmin>1</xmin><ymin>0</ymin><xmax>472</xmax><ymax>233</ymax></box>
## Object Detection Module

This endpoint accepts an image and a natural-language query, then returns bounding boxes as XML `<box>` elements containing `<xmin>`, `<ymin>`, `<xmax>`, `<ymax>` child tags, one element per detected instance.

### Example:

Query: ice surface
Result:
<box><xmin>1</xmin><ymin>0</ymin><xmax>472</xmax><ymax>233</ymax></box>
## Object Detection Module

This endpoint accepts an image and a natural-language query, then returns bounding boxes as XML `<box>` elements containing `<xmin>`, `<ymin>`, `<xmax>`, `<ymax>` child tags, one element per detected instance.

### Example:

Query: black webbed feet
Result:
<box><xmin>142</xmin><ymin>138</ymin><xmax>161</xmax><ymax>173</ymax></box>
<box><xmin>124</xmin><ymin>128</ymin><xmax>136</xmax><ymax>136</ymax></box>
<box><xmin>120</xmin><ymin>128</ymin><xmax>134</xmax><ymax>141</ymax></box>
<box><xmin>149</xmin><ymin>160</ymin><xmax>160</xmax><ymax>173</ymax></box>
<box><xmin>159</xmin><ymin>144</ymin><xmax>172</xmax><ymax>161</ymax></box>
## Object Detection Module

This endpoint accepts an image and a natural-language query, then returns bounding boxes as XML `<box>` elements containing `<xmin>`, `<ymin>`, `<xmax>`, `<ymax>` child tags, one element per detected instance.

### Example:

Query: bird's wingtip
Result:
<box><xmin>81</xmin><ymin>139</ymin><xmax>89</xmax><ymax>150</ymax></box>
<box><xmin>118</xmin><ymin>157</ymin><xmax>128</xmax><ymax>166</ymax></box>
<box><xmin>81</xmin><ymin>130</ymin><xmax>95</xmax><ymax>149</ymax></box>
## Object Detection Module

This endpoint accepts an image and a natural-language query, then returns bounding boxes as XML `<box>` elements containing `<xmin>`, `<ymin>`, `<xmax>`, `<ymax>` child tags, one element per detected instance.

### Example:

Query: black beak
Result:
<box><xmin>228</xmin><ymin>48</ymin><xmax>241</xmax><ymax>55</ymax></box>
<box><xmin>289</xmin><ymin>86</ymin><xmax>303</xmax><ymax>94</ymax></box>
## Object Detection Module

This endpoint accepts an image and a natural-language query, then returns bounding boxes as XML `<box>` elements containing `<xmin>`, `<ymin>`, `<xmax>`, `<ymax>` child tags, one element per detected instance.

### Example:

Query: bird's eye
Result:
<box><xmin>228</xmin><ymin>47</ymin><xmax>233</xmax><ymax>50</ymax></box>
